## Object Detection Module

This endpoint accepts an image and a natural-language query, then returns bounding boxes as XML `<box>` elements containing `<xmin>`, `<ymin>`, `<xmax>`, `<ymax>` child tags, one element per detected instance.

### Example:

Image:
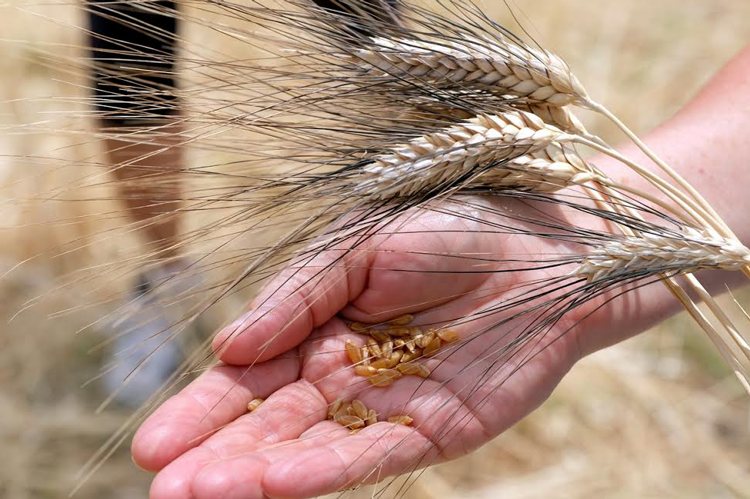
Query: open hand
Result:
<box><xmin>132</xmin><ymin>196</ymin><xmax>671</xmax><ymax>499</ymax></box>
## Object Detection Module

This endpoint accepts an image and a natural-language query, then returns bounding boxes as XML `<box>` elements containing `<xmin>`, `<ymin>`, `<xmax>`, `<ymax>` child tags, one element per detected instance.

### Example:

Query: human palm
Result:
<box><xmin>132</xmin><ymin>196</ymin><xmax>667</xmax><ymax>499</ymax></box>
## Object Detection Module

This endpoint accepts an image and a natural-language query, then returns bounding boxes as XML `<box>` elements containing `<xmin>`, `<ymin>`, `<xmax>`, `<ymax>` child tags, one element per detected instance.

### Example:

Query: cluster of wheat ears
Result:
<box><xmin>14</xmin><ymin>0</ymin><xmax>750</xmax><ymax>494</ymax></box>
<box><xmin>226</xmin><ymin>0</ymin><xmax>750</xmax><ymax>389</ymax></box>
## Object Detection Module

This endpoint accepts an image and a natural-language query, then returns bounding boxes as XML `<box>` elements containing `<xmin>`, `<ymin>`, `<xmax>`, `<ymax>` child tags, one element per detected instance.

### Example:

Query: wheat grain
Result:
<box><xmin>349</xmin><ymin>322</ymin><xmax>368</xmax><ymax>332</ymax></box>
<box><xmin>386</xmin><ymin>350</ymin><xmax>403</xmax><ymax>368</ymax></box>
<box><xmin>246</xmin><ymin>398</ymin><xmax>264</xmax><ymax>412</ymax></box>
<box><xmin>387</xmin><ymin>327</ymin><xmax>410</xmax><ymax>337</ymax></box>
<box><xmin>369</xmin><ymin>368</ymin><xmax>402</xmax><ymax>386</ymax></box>
<box><xmin>328</xmin><ymin>399</ymin><xmax>344</xmax><ymax>419</ymax></box>
<box><xmin>366</xmin><ymin>409</ymin><xmax>378</xmax><ymax>426</ymax></box>
<box><xmin>415</xmin><ymin>364</ymin><xmax>431</xmax><ymax>378</ymax></box>
<box><xmin>354</xmin><ymin>365</ymin><xmax>377</xmax><ymax>377</ymax></box>
<box><xmin>437</xmin><ymin>328</ymin><xmax>459</xmax><ymax>343</ymax></box>
<box><xmin>370</xmin><ymin>329</ymin><xmax>391</xmax><ymax>343</ymax></box>
<box><xmin>334</xmin><ymin>402</ymin><xmax>351</xmax><ymax>421</ymax></box>
<box><xmin>351</xmin><ymin>399</ymin><xmax>368</xmax><ymax>420</ymax></box>
<box><xmin>382</xmin><ymin>340</ymin><xmax>394</xmax><ymax>357</ymax></box>
<box><xmin>422</xmin><ymin>336</ymin><xmax>442</xmax><ymax>357</ymax></box>
<box><xmin>345</xmin><ymin>339</ymin><xmax>363</xmax><ymax>364</ymax></box>
<box><xmin>399</xmin><ymin>350</ymin><xmax>420</xmax><ymax>363</ymax></box>
<box><xmin>367</xmin><ymin>337</ymin><xmax>384</xmax><ymax>357</ymax></box>
<box><xmin>388</xmin><ymin>314</ymin><xmax>414</xmax><ymax>326</ymax></box>
<box><xmin>417</xmin><ymin>330</ymin><xmax>435</xmax><ymax>349</ymax></box>
<box><xmin>387</xmin><ymin>415</ymin><xmax>414</xmax><ymax>426</ymax></box>
<box><xmin>370</xmin><ymin>357</ymin><xmax>392</xmax><ymax>369</ymax></box>
<box><xmin>327</xmin><ymin>399</ymin><xmax>381</xmax><ymax>433</ymax></box>
<box><xmin>335</xmin><ymin>414</ymin><xmax>365</xmax><ymax>430</ymax></box>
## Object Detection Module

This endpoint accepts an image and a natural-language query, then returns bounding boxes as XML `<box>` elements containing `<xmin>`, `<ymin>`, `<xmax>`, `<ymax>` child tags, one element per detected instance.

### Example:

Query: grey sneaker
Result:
<box><xmin>102</xmin><ymin>269</ymin><xmax>188</xmax><ymax>407</ymax></box>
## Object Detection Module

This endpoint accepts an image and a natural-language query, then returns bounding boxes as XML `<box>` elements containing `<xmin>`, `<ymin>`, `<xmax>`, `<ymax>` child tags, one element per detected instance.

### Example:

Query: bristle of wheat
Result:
<box><xmin>576</xmin><ymin>229</ymin><xmax>750</xmax><ymax>283</ymax></box>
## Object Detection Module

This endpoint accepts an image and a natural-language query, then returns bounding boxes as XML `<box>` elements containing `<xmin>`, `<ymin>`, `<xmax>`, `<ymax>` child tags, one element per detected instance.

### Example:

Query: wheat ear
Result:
<box><xmin>510</xmin><ymin>102</ymin><xmax>588</xmax><ymax>135</ymax></box>
<box><xmin>575</xmin><ymin>230</ymin><xmax>750</xmax><ymax>283</ymax></box>
<box><xmin>361</xmin><ymin>110</ymin><xmax>576</xmax><ymax>198</ymax></box>
<box><xmin>476</xmin><ymin>141</ymin><xmax>597</xmax><ymax>193</ymax></box>
<box><xmin>351</xmin><ymin>35</ymin><xmax>589</xmax><ymax>105</ymax></box>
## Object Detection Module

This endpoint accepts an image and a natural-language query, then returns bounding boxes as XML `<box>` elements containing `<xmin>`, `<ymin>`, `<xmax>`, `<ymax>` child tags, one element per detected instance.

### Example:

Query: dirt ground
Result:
<box><xmin>1</xmin><ymin>1</ymin><xmax>749</xmax><ymax>498</ymax></box>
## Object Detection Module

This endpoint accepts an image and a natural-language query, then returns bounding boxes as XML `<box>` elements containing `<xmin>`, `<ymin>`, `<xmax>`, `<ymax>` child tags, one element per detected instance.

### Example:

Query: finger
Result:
<box><xmin>261</xmin><ymin>423</ymin><xmax>438</xmax><ymax>498</ymax></box>
<box><xmin>256</xmin><ymin>333</ymin><xmax>576</xmax><ymax>499</ymax></box>
<box><xmin>132</xmin><ymin>354</ymin><xmax>299</xmax><ymax>472</ymax></box>
<box><xmin>149</xmin><ymin>379</ymin><xmax>328</xmax><ymax>499</ymax></box>
<box><xmin>213</xmin><ymin>203</ymin><xmax>500</xmax><ymax>366</ymax></box>
<box><xmin>212</xmin><ymin>242</ymin><xmax>373</xmax><ymax>365</ymax></box>
<box><xmin>190</xmin><ymin>420</ymin><xmax>350</xmax><ymax>499</ymax></box>
<box><xmin>190</xmin><ymin>422</ymin><xmax>437</xmax><ymax>499</ymax></box>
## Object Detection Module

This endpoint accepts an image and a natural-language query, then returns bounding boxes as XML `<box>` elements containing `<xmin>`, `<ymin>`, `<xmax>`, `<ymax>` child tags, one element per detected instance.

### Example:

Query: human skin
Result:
<box><xmin>106</xmin><ymin>123</ymin><xmax>184</xmax><ymax>259</ymax></box>
<box><xmin>131</xmin><ymin>45</ymin><xmax>750</xmax><ymax>499</ymax></box>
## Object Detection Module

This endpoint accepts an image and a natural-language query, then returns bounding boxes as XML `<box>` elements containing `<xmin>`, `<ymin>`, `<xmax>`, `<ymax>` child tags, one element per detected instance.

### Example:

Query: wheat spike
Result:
<box><xmin>512</xmin><ymin>102</ymin><xmax>588</xmax><ymax>135</ymax></box>
<box><xmin>351</xmin><ymin>35</ymin><xmax>589</xmax><ymax>106</ymax></box>
<box><xmin>361</xmin><ymin>110</ymin><xmax>577</xmax><ymax>198</ymax></box>
<box><xmin>476</xmin><ymin>141</ymin><xmax>597</xmax><ymax>192</ymax></box>
<box><xmin>576</xmin><ymin>229</ymin><xmax>750</xmax><ymax>283</ymax></box>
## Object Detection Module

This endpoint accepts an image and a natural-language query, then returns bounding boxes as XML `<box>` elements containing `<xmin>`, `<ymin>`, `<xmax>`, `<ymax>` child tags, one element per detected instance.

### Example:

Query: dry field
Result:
<box><xmin>1</xmin><ymin>1</ymin><xmax>749</xmax><ymax>498</ymax></box>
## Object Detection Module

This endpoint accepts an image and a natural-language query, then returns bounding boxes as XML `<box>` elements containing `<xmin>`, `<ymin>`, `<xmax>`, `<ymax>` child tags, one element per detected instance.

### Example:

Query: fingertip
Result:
<box><xmin>212</xmin><ymin>315</ymin><xmax>248</xmax><ymax>358</ymax></box>
<box><xmin>262</xmin><ymin>449</ymin><xmax>343</xmax><ymax>498</ymax></box>
<box><xmin>212</xmin><ymin>308</ymin><xmax>311</xmax><ymax>366</ymax></box>
<box><xmin>193</xmin><ymin>456</ymin><xmax>268</xmax><ymax>499</ymax></box>
<box><xmin>259</xmin><ymin>458</ymin><xmax>297</xmax><ymax>497</ymax></box>
<box><xmin>148</xmin><ymin>447</ymin><xmax>222</xmax><ymax>499</ymax></box>
<box><xmin>133</xmin><ymin>423</ymin><xmax>186</xmax><ymax>472</ymax></box>
<box><xmin>149</xmin><ymin>463</ymin><xmax>194</xmax><ymax>499</ymax></box>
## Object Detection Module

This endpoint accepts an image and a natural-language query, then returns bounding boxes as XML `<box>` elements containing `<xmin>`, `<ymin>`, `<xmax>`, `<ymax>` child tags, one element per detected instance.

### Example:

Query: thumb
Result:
<box><xmin>212</xmin><ymin>242</ymin><xmax>373</xmax><ymax>365</ymax></box>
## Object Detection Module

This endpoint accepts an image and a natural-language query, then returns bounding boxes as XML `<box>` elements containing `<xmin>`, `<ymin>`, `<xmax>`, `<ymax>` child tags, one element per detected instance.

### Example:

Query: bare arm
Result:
<box><xmin>576</xmin><ymin>44</ymin><xmax>750</xmax><ymax>354</ymax></box>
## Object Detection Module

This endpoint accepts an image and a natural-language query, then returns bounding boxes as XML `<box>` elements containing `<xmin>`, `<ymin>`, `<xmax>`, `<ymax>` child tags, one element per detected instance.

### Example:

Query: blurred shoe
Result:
<box><xmin>102</xmin><ymin>262</ymin><xmax>197</xmax><ymax>407</ymax></box>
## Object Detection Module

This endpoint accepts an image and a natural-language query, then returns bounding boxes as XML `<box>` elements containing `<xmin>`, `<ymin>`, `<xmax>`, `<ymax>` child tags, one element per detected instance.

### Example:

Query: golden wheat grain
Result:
<box><xmin>335</xmin><ymin>414</ymin><xmax>365</xmax><ymax>429</ymax></box>
<box><xmin>387</xmin><ymin>415</ymin><xmax>414</xmax><ymax>426</ymax></box>
<box><xmin>354</xmin><ymin>365</ymin><xmax>377</xmax><ymax>376</ymax></box>
<box><xmin>437</xmin><ymin>328</ymin><xmax>459</xmax><ymax>343</ymax></box>
<box><xmin>246</xmin><ymin>398</ymin><xmax>264</xmax><ymax>412</ymax></box>
<box><xmin>345</xmin><ymin>339</ymin><xmax>363</xmax><ymax>364</ymax></box>
<box><xmin>369</xmin><ymin>368</ymin><xmax>402</xmax><ymax>387</ymax></box>
<box><xmin>388</xmin><ymin>314</ymin><xmax>414</xmax><ymax>326</ymax></box>
<box><xmin>351</xmin><ymin>399</ymin><xmax>369</xmax><ymax>420</ymax></box>
<box><xmin>366</xmin><ymin>408</ymin><xmax>378</xmax><ymax>427</ymax></box>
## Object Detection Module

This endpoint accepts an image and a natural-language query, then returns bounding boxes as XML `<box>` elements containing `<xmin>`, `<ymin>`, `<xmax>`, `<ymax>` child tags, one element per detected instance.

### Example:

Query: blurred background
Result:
<box><xmin>1</xmin><ymin>0</ymin><xmax>749</xmax><ymax>498</ymax></box>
